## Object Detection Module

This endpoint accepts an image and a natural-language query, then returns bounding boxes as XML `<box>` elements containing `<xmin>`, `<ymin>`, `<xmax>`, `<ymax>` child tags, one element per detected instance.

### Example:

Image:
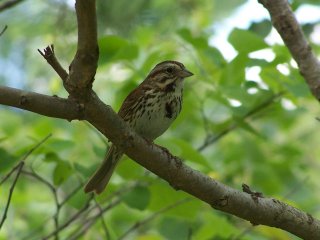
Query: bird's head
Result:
<box><xmin>145</xmin><ymin>60</ymin><xmax>193</xmax><ymax>89</ymax></box>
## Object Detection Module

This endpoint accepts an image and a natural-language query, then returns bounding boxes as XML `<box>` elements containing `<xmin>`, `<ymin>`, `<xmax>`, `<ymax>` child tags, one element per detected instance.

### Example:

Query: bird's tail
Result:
<box><xmin>84</xmin><ymin>145</ymin><xmax>123</xmax><ymax>194</ymax></box>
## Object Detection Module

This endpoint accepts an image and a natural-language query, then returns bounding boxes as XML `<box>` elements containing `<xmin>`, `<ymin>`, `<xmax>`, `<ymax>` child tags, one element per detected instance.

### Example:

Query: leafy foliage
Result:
<box><xmin>1</xmin><ymin>0</ymin><xmax>320</xmax><ymax>239</ymax></box>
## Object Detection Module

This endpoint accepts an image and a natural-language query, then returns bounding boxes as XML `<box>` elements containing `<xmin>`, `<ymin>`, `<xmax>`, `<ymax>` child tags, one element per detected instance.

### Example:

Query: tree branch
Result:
<box><xmin>258</xmin><ymin>0</ymin><xmax>320</xmax><ymax>101</ymax></box>
<box><xmin>67</xmin><ymin>0</ymin><xmax>99</xmax><ymax>97</ymax></box>
<box><xmin>0</xmin><ymin>86</ymin><xmax>83</xmax><ymax>121</ymax></box>
<box><xmin>67</xmin><ymin>198</ymin><xmax>122</xmax><ymax>240</ymax></box>
<box><xmin>38</xmin><ymin>45</ymin><xmax>68</xmax><ymax>82</ymax></box>
<box><xmin>0</xmin><ymin>0</ymin><xmax>24</xmax><ymax>12</ymax></box>
<box><xmin>42</xmin><ymin>196</ymin><xmax>93</xmax><ymax>240</ymax></box>
<box><xmin>0</xmin><ymin>0</ymin><xmax>319</xmax><ymax>239</ymax></box>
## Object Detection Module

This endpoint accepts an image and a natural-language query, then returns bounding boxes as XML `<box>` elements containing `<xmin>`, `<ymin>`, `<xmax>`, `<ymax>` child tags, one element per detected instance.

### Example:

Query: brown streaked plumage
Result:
<box><xmin>84</xmin><ymin>61</ymin><xmax>193</xmax><ymax>194</ymax></box>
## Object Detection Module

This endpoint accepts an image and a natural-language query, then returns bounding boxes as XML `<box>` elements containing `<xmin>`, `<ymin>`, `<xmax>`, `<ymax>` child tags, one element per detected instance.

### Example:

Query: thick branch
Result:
<box><xmin>67</xmin><ymin>0</ymin><xmax>99</xmax><ymax>96</ymax></box>
<box><xmin>0</xmin><ymin>86</ymin><xmax>83</xmax><ymax>121</ymax></box>
<box><xmin>259</xmin><ymin>0</ymin><xmax>320</xmax><ymax>101</ymax></box>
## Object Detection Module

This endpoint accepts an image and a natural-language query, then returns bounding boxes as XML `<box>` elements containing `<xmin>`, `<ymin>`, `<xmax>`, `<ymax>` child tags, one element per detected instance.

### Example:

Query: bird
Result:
<box><xmin>84</xmin><ymin>60</ymin><xmax>193</xmax><ymax>194</ymax></box>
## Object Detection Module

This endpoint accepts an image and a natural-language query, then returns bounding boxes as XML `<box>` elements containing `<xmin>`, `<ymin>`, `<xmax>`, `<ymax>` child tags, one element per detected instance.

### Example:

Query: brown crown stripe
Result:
<box><xmin>155</xmin><ymin>60</ymin><xmax>184</xmax><ymax>69</ymax></box>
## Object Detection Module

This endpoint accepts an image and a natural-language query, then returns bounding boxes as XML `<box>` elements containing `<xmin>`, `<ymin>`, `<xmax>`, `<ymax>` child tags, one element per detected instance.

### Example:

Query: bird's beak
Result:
<box><xmin>178</xmin><ymin>68</ymin><xmax>194</xmax><ymax>78</ymax></box>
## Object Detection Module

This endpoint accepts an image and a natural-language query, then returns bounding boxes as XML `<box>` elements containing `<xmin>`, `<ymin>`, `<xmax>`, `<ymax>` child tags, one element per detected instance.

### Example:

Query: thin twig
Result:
<box><xmin>94</xmin><ymin>199</ymin><xmax>110</xmax><ymax>240</ymax></box>
<box><xmin>0</xmin><ymin>25</ymin><xmax>8</xmax><ymax>37</ymax></box>
<box><xmin>67</xmin><ymin>220</ymin><xmax>92</xmax><ymax>240</ymax></box>
<box><xmin>42</xmin><ymin>196</ymin><xmax>93</xmax><ymax>240</ymax></box>
<box><xmin>20</xmin><ymin>134</ymin><xmax>52</xmax><ymax>161</ymax></box>
<box><xmin>59</xmin><ymin>184</ymin><xmax>83</xmax><ymax>207</ymax></box>
<box><xmin>0</xmin><ymin>161</ymin><xmax>24</xmax><ymax>230</ymax></box>
<box><xmin>20</xmin><ymin>184</ymin><xmax>83</xmax><ymax>240</ymax></box>
<box><xmin>67</xmin><ymin>198</ymin><xmax>122</xmax><ymax>240</ymax></box>
<box><xmin>0</xmin><ymin>162</ymin><xmax>22</xmax><ymax>185</ymax></box>
<box><xmin>21</xmin><ymin>167</ymin><xmax>61</xmax><ymax>239</ymax></box>
<box><xmin>198</xmin><ymin>92</ymin><xmax>284</xmax><ymax>151</ymax></box>
<box><xmin>65</xmin><ymin>183</ymin><xmax>144</xmax><ymax>240</ymax></box>
<box><xmin>0</xmin><ymin>134</ymin><xmax>52</xmax><ymax>230</ymax></box>
<box><xmin>118</xmin><ymin>198</ymin><xmax>191</xmax><ymax>240</ymax></box>
<box><xmin>38</xmin><ymin>45</ymin><xmax>68</xmax><ymax>82</ymax></box>
<box><xmin>21</xmin><ymin>169</ymin><xmax>56</xmax><ymax>193</ymax></box>
<box><xmin>0</xmin><ymin>133</ymin><xmax>52</xmax><ymax>185</ymax></box>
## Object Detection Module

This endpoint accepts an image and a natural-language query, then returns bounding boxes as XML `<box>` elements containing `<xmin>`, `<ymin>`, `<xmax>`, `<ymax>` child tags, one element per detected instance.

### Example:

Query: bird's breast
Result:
<box><xmin>131</xmin><ymin>89</ymin><xmax>183</xmax><ymax>140</ymax></box>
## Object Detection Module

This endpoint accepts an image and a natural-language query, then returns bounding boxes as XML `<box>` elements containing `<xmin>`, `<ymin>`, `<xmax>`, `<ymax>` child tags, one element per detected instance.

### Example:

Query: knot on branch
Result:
<box><xmin>211</xmin><ymin>195</ymin><xmax>229</xmax><ymax>209</ymax></box>
<box><xmin>20</xmin><ymin>95</ymin><xmax>28</xmax><ymax>105</ymax></box>
<box><xmin>242</xmin><ymin>184</ymin><xmax>264</xmax><ymax>203</ymax></box>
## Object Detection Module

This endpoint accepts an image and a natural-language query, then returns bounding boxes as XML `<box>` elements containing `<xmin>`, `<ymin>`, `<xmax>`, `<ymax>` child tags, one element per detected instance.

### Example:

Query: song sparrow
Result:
<box><xmin>84</xmin><ymin>61</ymin><xmax>193</xmax><ymax>194</ymax></box>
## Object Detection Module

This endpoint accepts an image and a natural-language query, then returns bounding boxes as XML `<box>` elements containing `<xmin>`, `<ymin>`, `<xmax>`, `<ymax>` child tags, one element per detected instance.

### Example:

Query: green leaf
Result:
<box><xmin>99</xmin><ymin>36</ymin><xmax>127</xmax><ymax>62</ymax></box>
<box><xmin>168</xmin><ymin>138</ymin><xmax>210</xmax><ymax>169</ymax></box>
<box><xmin>219</xmin><ymin>54</ymin><xmax>247</xmax><ymax>85</ymax></box>
<box><xmin>177</xmin><ymin>28</ymin><xmax>208</xmax><ymax>49</ymax></box>
<box><xmin>0</xmin><ymin>148</ymin><xmax>19</xmax><ymax>173</ymax></box>
<box><xmin>228</xmin><ymin>28</ymin><xmax>268</xmax><ymax>53</ymax></box>
<box><xmin>44</xmin><ymin>152</ymin><xmax>60</xmax><ymax>163</ymax></box>
<box><xmin>67</xmin><ymin>188</ymin><xmax>91</xmax><ymax>210</ymax></box>
<box><xmin>243</xmin><ymin>80</ymin><xmax>259</xmax><ymax>89</ymax></box>
<box><xmin>193</xmin><ymin>212</ymin><xmax>238</xmax><ymax>239</ymax></box>
<box><xmin>249</xmin><ymin>20</ymin><xmax>272</xmax><ymax>38</ymax></box>
<box><xmin>46</xmin><ymin>139</ymin><xmax>75</xmax><ymax>152</ymax></box>
<box><xmin>222</xmin><ymin>86</ymin><xmax>249</xmax><ymax>104</ymax></box>
<box><xmin>236</xmin><ymin>119</ymin><xmax>262</xmax><ymax>138</ymax></box>
<box><xmin>98</xmin><ymin>35</ymin><xmax>139</xmax><ymax>64</ymax></box>
<box><xmin>247</xmin><ymin>58</ymin><xmax>270</xmax><ymax>67</ymax></box>
<box><xmin>201</xmin><ymin>47</ymin><xmax>226</xmax><ymax>67</ymax></box>
<box><xmin>284</xmin><ymin>70</ymin><xmax>310</xmax><ymax>98</ymax></box>
<box><xmin>74</xmin><ymin>162</ymin><xmax>96</xmax><ymax>178</ymax></box>
<box><xmin>149</xmin><ymin>183</ymin><xmax>200</xmax><ymax>219</ymax></box>
<box><xmin>92</xmin><ymin>145</ymin><xmax>106</xmax><ymax>159</ymax></box>
<box><xmin>272</xmin><ymin>44</ymin><xmax>291</xmax><ymax>64</ymax></box>
<box><xmin>159</xmin><ymin>217</ymin><xmax>190</xmax><ymax>240</ymax></box>
<box><xmin>44</xmin><ymin>152</ymin><xmax>72</xmax><ymax>186</ymax></box>
<box><xmin>53</xmin><ymin>160</ymin><xmax>72</xmax><ymax>186</ymax></box>
<box><xmin>114</xmin><ymin>43</ymin><xmax>139</xmax><ymax>61</ymax></box>
<box><xmin>260</xmin><ymin>67</ymin><xmax>285</xmax><ymax>91</ymax></box>
<box><xmin>123</xmin><ymin>185</ymin><xmax>150</xmax><ymax>210</ymax></box>
<box><xmin>117</xmin><ymin>157</ymin><xmax>144</xmax><ymax>180</ymax></box>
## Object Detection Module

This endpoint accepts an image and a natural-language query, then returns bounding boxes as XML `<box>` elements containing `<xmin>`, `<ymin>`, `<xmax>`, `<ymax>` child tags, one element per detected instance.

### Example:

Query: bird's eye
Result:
<box><xmin>166</xmin><ymin>67</ymin><xmax>173</xmax><ymax>74</ymax></box>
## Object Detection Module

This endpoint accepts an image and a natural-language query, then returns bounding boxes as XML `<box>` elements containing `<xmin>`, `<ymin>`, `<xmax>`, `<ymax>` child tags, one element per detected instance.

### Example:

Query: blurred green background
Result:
<box><xmin>1</xmin><ymin>0</ymin><xmax>320</xmax><ymax>239</ymax></box>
